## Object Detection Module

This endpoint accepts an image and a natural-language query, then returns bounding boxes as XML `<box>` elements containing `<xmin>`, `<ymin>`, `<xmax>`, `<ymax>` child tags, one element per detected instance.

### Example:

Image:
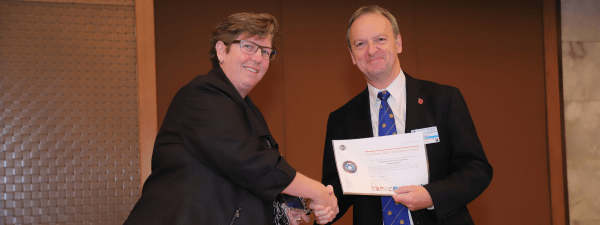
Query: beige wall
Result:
<box><xmin>561</xmin><ymin>0</ymin><xmax>600</xmax><ymax>224</ymax></box>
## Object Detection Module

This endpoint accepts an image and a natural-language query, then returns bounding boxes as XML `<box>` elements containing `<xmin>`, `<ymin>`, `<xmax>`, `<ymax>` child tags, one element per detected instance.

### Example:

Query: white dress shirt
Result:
<box><xmin>366</xmin><ymin>71</ymin><xmax>414</xmax><ymax>225</ymax></box>
<box><xmin>367</xmin><ymin>70</ymin><xmax>407</xmax><ymax>137</ymax></box>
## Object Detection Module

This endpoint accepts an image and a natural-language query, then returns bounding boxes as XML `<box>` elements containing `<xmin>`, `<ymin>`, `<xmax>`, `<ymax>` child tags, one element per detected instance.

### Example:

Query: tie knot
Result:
<box><xmin>378</xmin><ymin>91</ymin><xmax>391</xmax><ymax>101</ymax></box>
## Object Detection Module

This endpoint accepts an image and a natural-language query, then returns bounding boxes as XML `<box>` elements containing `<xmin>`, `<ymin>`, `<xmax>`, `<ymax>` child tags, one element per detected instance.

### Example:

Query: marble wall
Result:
<box><xmin>561</xmin><ymin>0</ymin><xmax>600</xmax><ymax>224</ymax></box>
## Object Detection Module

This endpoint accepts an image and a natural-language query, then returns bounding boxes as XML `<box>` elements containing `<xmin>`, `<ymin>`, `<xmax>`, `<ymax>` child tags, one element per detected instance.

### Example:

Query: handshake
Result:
<box><xmin>281</xmin><ymin>185</ymin><xmax>339</xmax><ymax>225</ymax></box>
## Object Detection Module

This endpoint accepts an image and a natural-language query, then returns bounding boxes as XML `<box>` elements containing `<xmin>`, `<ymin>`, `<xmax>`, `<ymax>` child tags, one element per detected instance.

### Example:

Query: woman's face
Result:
<box><xmin>217</xmin><ymin>34</ymin><xmax>272</xmax><ymax>98</ymax></box>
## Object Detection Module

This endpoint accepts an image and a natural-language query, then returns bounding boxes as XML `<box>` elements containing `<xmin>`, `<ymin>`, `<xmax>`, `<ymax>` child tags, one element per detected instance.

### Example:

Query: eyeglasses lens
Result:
<box><xmin>239</xmin><ymin>40</ymin><xmax>275</xmax><ymax>60</ymax></box>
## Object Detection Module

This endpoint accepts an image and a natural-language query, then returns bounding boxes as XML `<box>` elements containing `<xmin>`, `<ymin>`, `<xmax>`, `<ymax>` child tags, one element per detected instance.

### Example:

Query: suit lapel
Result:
<box><xmin>355</xmin><ymin>88</ymin><xmax>375</xmax><ymax>138</ymax></box>
<box><xmin>404</xmin><ymin>73</ymin><xmax>428</xmax><ymax>133</ymax></box>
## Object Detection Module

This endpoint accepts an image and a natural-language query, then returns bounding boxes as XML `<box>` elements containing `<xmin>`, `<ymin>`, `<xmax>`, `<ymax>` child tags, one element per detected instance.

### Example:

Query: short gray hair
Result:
<box><xmin>346</xmin><ymin>6</ymin><xmax>400</xmax><ymax>49</ymax></box>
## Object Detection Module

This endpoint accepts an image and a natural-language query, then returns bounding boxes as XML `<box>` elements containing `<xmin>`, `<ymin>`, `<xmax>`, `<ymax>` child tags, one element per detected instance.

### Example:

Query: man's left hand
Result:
<box><xmin>391</xmin><ymin>185</ymin><xmax>433</xmax><ymax>211</ymax></box>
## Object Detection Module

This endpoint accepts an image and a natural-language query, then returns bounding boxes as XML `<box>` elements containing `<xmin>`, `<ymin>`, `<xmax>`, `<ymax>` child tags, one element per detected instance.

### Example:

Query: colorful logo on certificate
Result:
<box><xmin>342</xmin><ymin>161</ymin><xmax>357</xmax><ymax>173</ymax></box>
<box><xmin>339</xmin><ymin>145</ymin><xmax>346</xmax><ymax>151</ymax></box>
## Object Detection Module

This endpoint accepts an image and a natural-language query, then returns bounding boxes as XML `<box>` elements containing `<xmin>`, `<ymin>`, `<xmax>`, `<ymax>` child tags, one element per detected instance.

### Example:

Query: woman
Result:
<box><xmin>124</xmin><ymin>12</ymin><xmax>337</xmax><ymax>225</ymax></box>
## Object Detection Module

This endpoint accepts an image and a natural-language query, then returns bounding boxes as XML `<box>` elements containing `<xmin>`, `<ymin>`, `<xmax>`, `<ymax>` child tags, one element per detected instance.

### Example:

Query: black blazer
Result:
<box><xmin>321</xmin><ymin>74</ymin><xmax>493</xmax><ymax>225</ymax></box>
<box><xmin>124</xmin><ymin>66</ymin><xmax>296</xmax><ymax>225</ymax></box>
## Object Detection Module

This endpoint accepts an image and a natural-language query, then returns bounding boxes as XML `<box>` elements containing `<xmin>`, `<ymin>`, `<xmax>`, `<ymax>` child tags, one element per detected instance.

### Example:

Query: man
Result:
<box><xmin>320</xmin><ymin>6</ymin><xmax>493</xmax><ymax>225</ymax></box>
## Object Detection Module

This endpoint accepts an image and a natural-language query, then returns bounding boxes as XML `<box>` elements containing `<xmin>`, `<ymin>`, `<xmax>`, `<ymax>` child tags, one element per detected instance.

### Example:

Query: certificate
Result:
<box><xmin>332</xmin><ymin>132</ymin><xmax>429</xmax><ymax>196</ymax></box>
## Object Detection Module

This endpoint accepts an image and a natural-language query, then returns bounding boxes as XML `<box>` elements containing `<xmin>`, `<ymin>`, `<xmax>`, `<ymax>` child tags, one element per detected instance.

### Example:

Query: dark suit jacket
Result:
<box><xmin>321</xmin><ymin>74</ymin><xmax>493</xmax><ymax>225</ymax></box>
<box><xmin>124</xmin><ymin>66</ymin><xmax>296</xmax><ymax>225</ymax></box>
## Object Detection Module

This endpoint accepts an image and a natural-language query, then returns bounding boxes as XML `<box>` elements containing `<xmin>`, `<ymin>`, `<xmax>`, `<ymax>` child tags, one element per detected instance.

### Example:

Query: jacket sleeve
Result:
<box><xmin>158</xmin><ymin>77</ymin><xmax>296</xmax><ymax>202</ymax></box>
<box><xmin>424</xmin><ymin>87</ymin><xmax>493</xmax><ymax>220</ymax></box>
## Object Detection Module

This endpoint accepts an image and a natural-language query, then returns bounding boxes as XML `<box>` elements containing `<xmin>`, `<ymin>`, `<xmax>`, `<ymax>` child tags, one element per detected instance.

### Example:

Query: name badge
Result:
<box><xmin>411</xmin><ymin>126</ymin><xmax>440</xmax><ymax>144</ymax></box>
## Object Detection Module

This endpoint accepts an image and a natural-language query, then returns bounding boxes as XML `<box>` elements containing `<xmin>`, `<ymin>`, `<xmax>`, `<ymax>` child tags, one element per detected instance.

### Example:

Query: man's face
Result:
<box><xmin>348</xmin><ymin>13</ymin><xmax>402</xmax><ymax>84</ymax></box>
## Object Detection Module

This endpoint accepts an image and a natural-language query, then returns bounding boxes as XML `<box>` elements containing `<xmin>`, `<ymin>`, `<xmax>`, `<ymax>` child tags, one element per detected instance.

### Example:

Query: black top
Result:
<box><xmin>125</xmin><ymin>66</ymin><xmax>296</xmax><ymax>225</ymax></box>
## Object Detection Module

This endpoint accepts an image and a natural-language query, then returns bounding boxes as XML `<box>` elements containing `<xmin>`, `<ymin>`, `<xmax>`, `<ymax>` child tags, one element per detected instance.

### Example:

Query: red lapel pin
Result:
<box><xmin>418</xmin><ymin>98</ymin><xmax>423</xmax><ymax>104</ymax></box>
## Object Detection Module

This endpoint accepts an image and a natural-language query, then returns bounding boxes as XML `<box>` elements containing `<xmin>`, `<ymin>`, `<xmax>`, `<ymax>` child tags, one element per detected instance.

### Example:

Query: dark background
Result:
<box><xmin>154</xmin><ymin>0</ymin><xmax>551</xmax><ymax>224</ymax></box>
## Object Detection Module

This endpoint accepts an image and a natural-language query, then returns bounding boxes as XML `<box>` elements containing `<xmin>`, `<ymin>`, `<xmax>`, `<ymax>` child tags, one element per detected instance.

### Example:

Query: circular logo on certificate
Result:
<box><xmin>339</xmin><ymin>145</ymin><xmax>346</xmax><ymax>151</ymax></box>
<box><xmin>343</xmin><ymin>161</ymin><xmax>357</xmax><ymax>173</ymax></box>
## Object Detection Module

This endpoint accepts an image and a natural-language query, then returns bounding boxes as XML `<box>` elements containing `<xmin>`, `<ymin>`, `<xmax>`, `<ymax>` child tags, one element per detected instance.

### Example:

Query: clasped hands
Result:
<box><xmin>285</xmin><ymin>185</ymin><xmax>432</xmax><ymax>224</ymax></box>
<box><xmin>285</xmin><ymin>185</ymin><xmax>339</xmax><ymax>225</ymax></box>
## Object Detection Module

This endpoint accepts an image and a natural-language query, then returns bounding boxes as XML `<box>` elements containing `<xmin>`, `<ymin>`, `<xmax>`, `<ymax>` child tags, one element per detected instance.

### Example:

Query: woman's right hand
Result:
<box><xmin>281</xmin><ymin>173</ymin><xmax>339</xmax><ymax>224</ymax></box>
<box><xmin>309</xmin><ymin>185</ymin><xmax>339</xmax><ymax>224</ymax></box>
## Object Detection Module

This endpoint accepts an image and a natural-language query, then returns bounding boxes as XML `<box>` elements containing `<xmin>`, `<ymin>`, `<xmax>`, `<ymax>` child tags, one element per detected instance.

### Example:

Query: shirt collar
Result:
<box><xmin>367</xmin><ymin>70</ymin><xmax>406</xmax><ymax>104</ymax></box>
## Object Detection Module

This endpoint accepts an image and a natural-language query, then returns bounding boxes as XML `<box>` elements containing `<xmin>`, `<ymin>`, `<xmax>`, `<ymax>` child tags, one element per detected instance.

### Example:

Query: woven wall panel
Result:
<box><xmin>17</xmin><ymin>0</ymin><xmax>134</xmax><ymax>6</ymax></box>
<box><xmin>0</xmin><ymin>1</ymin><xmax>140</xmax><ymax>224</ymax></box>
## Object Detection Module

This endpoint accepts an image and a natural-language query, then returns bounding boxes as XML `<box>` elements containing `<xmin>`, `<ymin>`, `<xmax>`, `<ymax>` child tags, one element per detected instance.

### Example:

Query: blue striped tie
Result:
<box><xmin>378</xmin><ymin>90</ymin><xmax>410</xmax><ymax>225</ymax></box>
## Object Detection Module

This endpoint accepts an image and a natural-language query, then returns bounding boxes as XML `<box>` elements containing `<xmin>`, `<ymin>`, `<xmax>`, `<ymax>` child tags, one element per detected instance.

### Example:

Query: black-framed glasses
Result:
<box><xmin>232</xmin><ymin>40</ymin><xmax>277</xmax><ymax>60</ymax></box>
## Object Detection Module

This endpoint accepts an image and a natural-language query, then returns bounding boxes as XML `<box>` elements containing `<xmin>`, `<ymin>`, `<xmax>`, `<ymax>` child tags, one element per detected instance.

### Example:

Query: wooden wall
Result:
<box><xmin>151</xmin><ymin>0</ymin><xmax>562</xmax><ymax>224</ymax></box>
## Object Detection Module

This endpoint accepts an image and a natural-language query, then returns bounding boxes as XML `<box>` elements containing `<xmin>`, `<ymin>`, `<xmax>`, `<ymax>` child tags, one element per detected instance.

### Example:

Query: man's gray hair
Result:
<box><xmin>346</xmin><ymin>6</ymin><xmax>400</xmax><ymax>50</ymax></box>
